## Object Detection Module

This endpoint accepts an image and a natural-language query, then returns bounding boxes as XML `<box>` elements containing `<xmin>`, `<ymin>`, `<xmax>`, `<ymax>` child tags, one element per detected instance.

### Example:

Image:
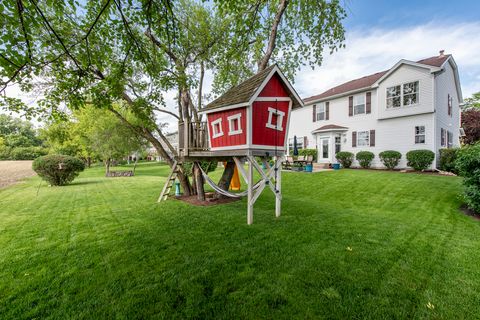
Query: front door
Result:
<box><xmin>320</xmin><ymin>137</ymin><xmax>330</xmax><ymax>161</ymax></box>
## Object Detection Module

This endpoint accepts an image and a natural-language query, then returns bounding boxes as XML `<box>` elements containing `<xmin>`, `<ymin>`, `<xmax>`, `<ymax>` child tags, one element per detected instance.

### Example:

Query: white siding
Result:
<box><xmin>377</xmin><ymin>64</ymin><xmax>435</xmax><ymax>120</ymax></box>
<box><xmin>434</xmin><ymin>60</ymin><xmax>461</xmax><ymax>164</ymax></box>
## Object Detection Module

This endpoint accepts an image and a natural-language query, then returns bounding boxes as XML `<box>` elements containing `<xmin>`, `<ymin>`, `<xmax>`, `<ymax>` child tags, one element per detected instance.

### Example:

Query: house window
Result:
<box><xmin>335</xmin><ymin>136</ymin><xmax>341</xmax><ymax>154</ymax></box>
<box><xmin>211</xmin><ymin>118</ymin><xmax>223</xmax><ymax>139</ymax></box>
<box><xmin>403</xmin><ymin>81</ymin><xmax>419</xmax><ymax>106</ymax></box>
<box><xmin>316</xmin><ymin>103</ymin><xmax>325</xmax><ymax>121</ymax></box>
<box><xmin>441</xmin><ymin>128</ymin><xmax>446</xmax><ymax>147</ymax></box>
<box><xmin>415</xmin><ymin>126</ymin><xmax>425</xmax><ymax>144</ymax></box>
<box><xmin>227</xmin><ymin>113</ymin><xmax>243</xmax><ymax>136</ymax></box>
<box><xmin>386</xmin><ymin>81</ymin><xmax>419</xmax><ymax>108</ymax></box>
<box><xmin>447</xmin><ymin>131</ymin><xmax>453</xmax><ymax>148</ymax></box>
<box><xmin>448</xmin><ymin>94</ymin><xmax>453</xmax><ymax>116</ymax></box>
<box><xmin>354</xmin><ymin>94</ymin><xmax>366</xmax><ymax>115</ymax></box>
<box><xmin>386</xmin><ymin>85</ymin><xmax>401</xmax><ymax>108</ymax></box>
<box><xmin>357</xmin><ymin>131</ymin><xmax>370</xmax><ymax>147</ymax></box>
<box><xmin>266</xmin><ymin>107</ymin><xmax>285</xmax><ymax>131</ymax></box>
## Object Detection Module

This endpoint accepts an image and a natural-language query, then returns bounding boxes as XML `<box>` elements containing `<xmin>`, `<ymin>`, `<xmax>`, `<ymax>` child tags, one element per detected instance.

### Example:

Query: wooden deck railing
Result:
<box><xmin>179</xmin><ymin>121</ymin><xmax>209</xmax><ymax>156</ymax></box>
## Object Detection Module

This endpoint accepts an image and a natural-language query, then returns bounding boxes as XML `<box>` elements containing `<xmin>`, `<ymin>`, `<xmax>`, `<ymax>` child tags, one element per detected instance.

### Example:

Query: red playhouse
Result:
<box><xmin>159</xmin><ymin>64</ymin><xmax>303</xmax><ymax>224</ymax></box>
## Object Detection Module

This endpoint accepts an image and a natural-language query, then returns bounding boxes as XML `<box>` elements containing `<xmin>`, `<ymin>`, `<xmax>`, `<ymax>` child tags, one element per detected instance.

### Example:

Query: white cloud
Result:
<box><xmin>294</xmin><ymin>21</ymin><xmax>480</xmax><ymax>99</ymax></box>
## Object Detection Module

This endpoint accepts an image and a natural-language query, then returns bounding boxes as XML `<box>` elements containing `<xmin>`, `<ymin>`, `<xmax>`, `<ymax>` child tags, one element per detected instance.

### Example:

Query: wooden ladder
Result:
<box><xmin>158</xmin><ymin>160</ymin><xmax>180</xmax><ymax>202</ymax></box>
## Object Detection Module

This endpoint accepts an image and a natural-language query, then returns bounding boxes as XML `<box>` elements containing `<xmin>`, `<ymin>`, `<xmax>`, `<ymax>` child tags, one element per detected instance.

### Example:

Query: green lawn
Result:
<box><xmin>1</xmin><ymin>162</ymin><xmax>479</xmax><ymax>319</ymax></box>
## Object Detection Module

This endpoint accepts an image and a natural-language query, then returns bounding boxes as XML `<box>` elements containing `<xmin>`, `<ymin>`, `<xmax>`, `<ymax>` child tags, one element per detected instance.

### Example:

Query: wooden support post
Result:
<box><xmin>275</xmin><ymin>156</ymin><xmax>282</xmax><ymax>218</ymax></box>
<box><xmin>247</xmin><ymin>156</ymin><xmax>254</xmax><ymax>225</ymax></box>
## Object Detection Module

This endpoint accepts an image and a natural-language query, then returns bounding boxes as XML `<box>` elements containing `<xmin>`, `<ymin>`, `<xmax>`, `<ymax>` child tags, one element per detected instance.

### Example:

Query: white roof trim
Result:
<box><xmin>372</xmin><ymin>59</ymin><xmax>442</xmax><ymax>87</ymax></box>
<box><xmin>443</xmin><ymin>56</ymin><xmax>463</xmax><ymax>102</ymax></box>
<box><xmin>312</xmin><ymin>127</ymin><xmax>348</xmax><ymax>134</ymax></box>
<box><xmin>248</xmin><ymin>65</ymin><xmax>304</xmax><ymax>109</ymax></box>
<box><xmin>303</xmin><ymin>87</ymin><xmax>372</xmax><ymax>105</ymax></box>
<box><xmin>199</xmin><ymin>102</ymin><xmax>249</xmax><ymax>114</ymax></box>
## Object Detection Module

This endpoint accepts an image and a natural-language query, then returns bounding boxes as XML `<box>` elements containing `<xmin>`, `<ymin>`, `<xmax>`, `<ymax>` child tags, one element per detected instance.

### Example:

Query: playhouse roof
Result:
<box><xmin>204</xmin><ymin>64</ymin><xmax>303</xmax><ymax>112</ymax></box>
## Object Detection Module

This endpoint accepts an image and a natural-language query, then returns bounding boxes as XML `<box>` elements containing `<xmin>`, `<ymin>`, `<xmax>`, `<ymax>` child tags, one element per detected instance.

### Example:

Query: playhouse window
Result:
<box><xmin>211</xmin><ymin>118</ymin><xmax>224</xmax><ymax>138</ymax></box>
<box><xmin>227</xmin><ymin>113</ymin><xmax>243</xmax><ymax>136</ymax></box>
<box><xmin>266</xmin><ymin>107</ymin><xmax>285</xmax><ymax>131</ymax></box>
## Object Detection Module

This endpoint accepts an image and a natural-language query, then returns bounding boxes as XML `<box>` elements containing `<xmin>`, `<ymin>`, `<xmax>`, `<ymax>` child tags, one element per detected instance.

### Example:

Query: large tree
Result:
<box><xmin>0</xmin><ymin>0</ymin><xmax>346</xmax><ymax>199</ymax></box>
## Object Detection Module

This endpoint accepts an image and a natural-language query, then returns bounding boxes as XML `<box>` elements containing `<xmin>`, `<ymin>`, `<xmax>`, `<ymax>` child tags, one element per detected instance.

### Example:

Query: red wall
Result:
<box><xmin>207</xmin><ymin>107</ymin><xmax>247</xmax><ymax>148</ymax></box>
<box><xmin>258</xmin><ymin>73</ymin><xmax>289</xmax><ymax>97</ymax></box>
<box><xmin>252</xmin><ymin>100</ymin><xmax>290</xmax><ymax>147</ymax></box>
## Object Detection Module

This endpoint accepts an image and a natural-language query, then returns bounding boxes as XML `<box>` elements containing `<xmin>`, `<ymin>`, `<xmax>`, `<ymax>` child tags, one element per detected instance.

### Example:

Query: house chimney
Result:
<box><xmin>439</xmin><ymin>50</ymin><xmax>445</xmax><ymax>56</ymax></box>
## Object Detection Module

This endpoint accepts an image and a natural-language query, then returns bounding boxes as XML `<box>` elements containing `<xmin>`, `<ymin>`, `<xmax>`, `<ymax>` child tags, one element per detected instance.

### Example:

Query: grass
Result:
<box><xmin>1</xmin><ymin>162</ymin><xmax>479</xmax><ymax>319</ymax></box>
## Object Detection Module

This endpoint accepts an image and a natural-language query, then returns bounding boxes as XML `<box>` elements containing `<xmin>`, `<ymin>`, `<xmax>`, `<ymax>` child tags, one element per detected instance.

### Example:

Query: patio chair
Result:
<box><xmin>306</xmin><ymin>155</ymin><xmax>314</xmax><ymax>165</ymax></box>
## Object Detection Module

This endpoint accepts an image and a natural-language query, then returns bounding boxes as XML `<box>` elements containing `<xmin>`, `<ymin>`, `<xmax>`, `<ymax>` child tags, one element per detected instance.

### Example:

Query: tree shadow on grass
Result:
<box><xmin>66</xmin><ymin>180</ymin><xmax>101</xmax><ymax>187</ymax></box>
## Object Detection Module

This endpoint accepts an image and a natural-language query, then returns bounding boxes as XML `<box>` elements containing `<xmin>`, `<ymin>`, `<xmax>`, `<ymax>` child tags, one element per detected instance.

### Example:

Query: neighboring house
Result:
<box><xmin>288</xmin><ymin>51</ymin><xmax>463</xmax><ymax>169</ymax></box>
<box><xmin>147</xmin><ymin>131</ymin><xmax>179</xmax><ymax>161</ymax></box>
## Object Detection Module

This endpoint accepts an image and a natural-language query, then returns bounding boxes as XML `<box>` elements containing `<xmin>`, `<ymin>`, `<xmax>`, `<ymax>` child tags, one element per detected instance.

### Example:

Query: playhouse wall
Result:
<box><xmin>207</xmin><ymin>107</ymin><xmax>247</xmax><ymax>148</ymax></box>
<box><xmin>258</xmin><ymin>73</ymin><xmax>289</xmax><ymax>97</ymax></box>
<box><xmin>252</xmin><ymin>100</ymin><xmax>289</xmax><ymax>147</ymax></box>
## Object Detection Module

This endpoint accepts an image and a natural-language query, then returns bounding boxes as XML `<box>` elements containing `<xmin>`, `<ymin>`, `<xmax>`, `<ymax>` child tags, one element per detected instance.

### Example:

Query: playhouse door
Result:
<box><xmin>320</xmin><ymin>137</ymin><xmax>330</xmax><ymax>162</ymax></box>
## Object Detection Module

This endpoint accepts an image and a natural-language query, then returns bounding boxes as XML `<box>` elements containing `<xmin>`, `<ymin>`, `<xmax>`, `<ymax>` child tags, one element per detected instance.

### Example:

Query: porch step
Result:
<box><xmin>313</xmin><ymin>163</ymin><xmax>330</xmax><ymax>170</ymax></box>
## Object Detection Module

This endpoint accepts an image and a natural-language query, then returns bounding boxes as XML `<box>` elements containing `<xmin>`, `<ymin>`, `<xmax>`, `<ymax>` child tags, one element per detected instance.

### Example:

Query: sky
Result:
<box><xmin>4</xmin><ymin>0</ymin><xmax>480</xmax><ymax>132</ymax></box>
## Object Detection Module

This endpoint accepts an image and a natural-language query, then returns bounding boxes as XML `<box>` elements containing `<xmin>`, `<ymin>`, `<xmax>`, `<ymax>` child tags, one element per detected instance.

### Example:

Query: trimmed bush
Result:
<box><xmin>406</xmin><ymin>149</ymin><xmax>435</xmax><ymax>171</ymax></box>
<box><xmin>32</xmin><ymin>155</ymin><xmax>85</xmax><ymax>186</ymax></box>
<box><xmin>379</xmin><ymin>150</ymin><xmax>402</xmax><ymax>170</ymax></box>
<box><xmin>455</xmin><ymin>143</ymin><xmax>480</xmax><ymax>213</ymax></box>
<box><xmin>439</xmin><ymin>148</ymin><xmax>459</xmax><ymax>174</ymax></box>
<box><xmin>336</xmin><ymin>151</ymin><xmax>354</xmax><ymax>168</ymax></box>
<box><xmin>291</xmin><ymin>148</ymin><xmax>318</xmax><ymax>161</ymax></box>
<box><xmin>356</xmin><ymin>151</ymin><xmax>375</xmax><ymax>169</ymax></box>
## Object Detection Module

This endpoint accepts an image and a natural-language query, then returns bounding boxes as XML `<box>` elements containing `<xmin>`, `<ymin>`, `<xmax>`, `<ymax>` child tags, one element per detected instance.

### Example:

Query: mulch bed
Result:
<box><xmin>174</xmin><ymin>192</ymin><xmax>241</xmax><ymax>206</ymax></box>
<box><xmin>460</xmin><ymin>204</ymin><xmax>480</xmax><ymax>221</ymax></box>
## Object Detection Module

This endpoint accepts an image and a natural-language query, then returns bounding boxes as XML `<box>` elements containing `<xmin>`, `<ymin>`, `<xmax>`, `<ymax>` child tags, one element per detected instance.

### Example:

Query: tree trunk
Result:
<box><xmin>104</xmin><ymin>159</ymin><xmax>111</xmax><ymax>176</ymax></box>
<box><xmin>194</xmin><ymin>162</ymin><xmax>205</xmax><ymax>201</ymax></box>
<box><xmin>216</xmin><ymin>161</ymin><xmax>235</xmax><ymax>198</ymax></box>
<box><xmin>87</xmin><ymin>157</ymin><xmax>91</xmax><ymax>168</ymax></box>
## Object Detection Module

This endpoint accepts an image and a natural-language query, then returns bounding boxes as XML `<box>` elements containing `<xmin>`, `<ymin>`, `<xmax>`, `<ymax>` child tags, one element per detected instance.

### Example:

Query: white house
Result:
<box><xmin>288</xmin><ymin>51</ymin><xmax>463</xmax><ymax>169</ymax></box>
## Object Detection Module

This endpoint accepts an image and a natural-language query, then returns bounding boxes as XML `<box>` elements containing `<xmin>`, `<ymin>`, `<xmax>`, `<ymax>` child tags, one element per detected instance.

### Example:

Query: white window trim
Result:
<box><xmin>266</xmin><ymin>107</ymin><xmax>285</xmax><ymax>131</ymax></box>
<box><xmin>353</xmin><ymin>94</ymin><xmax>366</xmax><ymax>115</ymax></box>
<box><xmin>357</xmin><ymin>130</ymin><xmax>370</xmax><ymax>147</ymax></box>
<box><xmin>227</xmin><ymin>113</ymin><xmax>243</xmax><ymax>136</ymax></box>
<box><xmin>386</xmin><ymin>80</ymin><xmax>420</xmax><ymax>109</ymax></box>
<box><xmin>415</xmin><ymin>125</ymin><xmax>426</xmax><ymax>144</ymax></box>
<box><xmin>211</xmin><ymin>118</ymin><xmax>224</xmax><ymax>139</ymax></box>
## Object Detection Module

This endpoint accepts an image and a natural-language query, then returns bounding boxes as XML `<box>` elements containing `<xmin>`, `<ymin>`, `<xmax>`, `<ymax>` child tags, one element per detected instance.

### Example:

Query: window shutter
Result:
<box><xmin>448</xmin><ymin>94</ymin><xmax>452</xmax><ymax>116</ymax></box>
<box><xmin>348</xmin><ymin>96</ymin><xmax>353</xmax><ymax>116</ymax></box>
<box><xmin>370</xmin><ymin>129</ymin><xmax>375</xmax><ymax>147</ymax></box>
<box><xmin>313</xmin><ymin>105</ymin><xmax>316</xmax><ymax>122</ymax></box>
<box><xmin>304</xmin><ymin>136</ymin><xmax>308</xmax><ymax>148</ymax></box>
<box><xmin>352</xmin><ymin>131</ymin><xmax>357</xmax><ymax>147</ymax></box>
<box><xmin>366</xmin><ymin>92</ymin><xmax>372</xmax><ymax>114</ymax></box>
<box><xmin>326</xmin><ymin>102</ymin><xmax>330</xmax><ymax>120</ymax></box>
<box><xmin>441</xmin><ymin>128</ymin><xmax>445</xmax><ymax>147</ymax></box>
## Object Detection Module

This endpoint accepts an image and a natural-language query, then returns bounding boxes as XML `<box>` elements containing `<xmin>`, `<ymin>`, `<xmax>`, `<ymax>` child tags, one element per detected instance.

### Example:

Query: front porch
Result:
<box><xmin>312</xmin><ymin>124</ymin><xmax>348</xmax><ymax>164</ymax></box>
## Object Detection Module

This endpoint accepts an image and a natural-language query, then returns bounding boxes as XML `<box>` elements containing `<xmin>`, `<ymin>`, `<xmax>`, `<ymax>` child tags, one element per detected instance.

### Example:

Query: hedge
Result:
<box><xmin>356</xmin><ymin>151</ymin><xmax>375</xmax><ymax>169</ymax></box>
<box><xmin>336</xmin><ymin>151</ymin><xmax>354</xmax><ymax>168</ymax></box>
<box><xmin>439</xmin><ymin>148</ymin><xmax>459</xmax><ymax>174</ymax></box>
<box><xmin>32</xmin><ymin>154</ymin><xmax>85</xmax><ymax>186</ymax></box>
<box><xmin>379</xmin><ymin>150</ymin><xmax>402</xmax><ymax>170</ymax></box>
<box><xmin>290</xmin><ymin>148</ymin><xmax>318</xmax><ymax>161</ymax></box>
<box><xmin>455</xmin><ymin>143</ymin><xmax>480</xmax><ymax>213</ymax></box>
<box><xmin>406</xmin><ymin>149</ymin><xmax>435</xmax><ymax>171</ymax></box>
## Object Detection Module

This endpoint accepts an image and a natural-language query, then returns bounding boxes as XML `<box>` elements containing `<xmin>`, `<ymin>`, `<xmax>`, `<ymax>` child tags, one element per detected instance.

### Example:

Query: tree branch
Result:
<box><xmin>257</xmin><ymin>0</ymin><xmax>288</xmax><ymax>71</ymax></box>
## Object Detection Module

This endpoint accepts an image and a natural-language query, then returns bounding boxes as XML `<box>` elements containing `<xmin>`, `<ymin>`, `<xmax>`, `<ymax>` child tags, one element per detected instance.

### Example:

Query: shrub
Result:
<box><xmin>32</xmin><ymin>155</ymin><xmax>85</xmax><ymax>186</ymax></box>
<box><xmin>379</xmin><ymin>150</ymin><xmax>402</xmax><ymax>170</ymax></box>
<box><xmin>336</xmin><ymin>151</ymin><xmax>354</xmax><ymax>168</ymax></box>
<box><xmin>356</xmin><ymin>151</ymin><xmax>375</xmax><ymax>169</ymax></box>
<box><xmin>406</xmin><ymin>149</ymin><xmax>435</xmax><ymax>171</ymax></box>
<box><xmin>10</xmin><ymin>146</ymin><xmax>48</xmax><ymax>160</ymax></box>
<box><xmin>439</xmin><ymin>148</ymin><xmax>459</xmax><ymax>174</ymax></box>
<box><xmin>290</xmin><ymin>148</ymin><xmax>318</xmax><ymax>161</ymax></box>
<box><xmin>455</xmin><ymin>143</ymin><xmax>480</xmax><ymax>213</ymax></box>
